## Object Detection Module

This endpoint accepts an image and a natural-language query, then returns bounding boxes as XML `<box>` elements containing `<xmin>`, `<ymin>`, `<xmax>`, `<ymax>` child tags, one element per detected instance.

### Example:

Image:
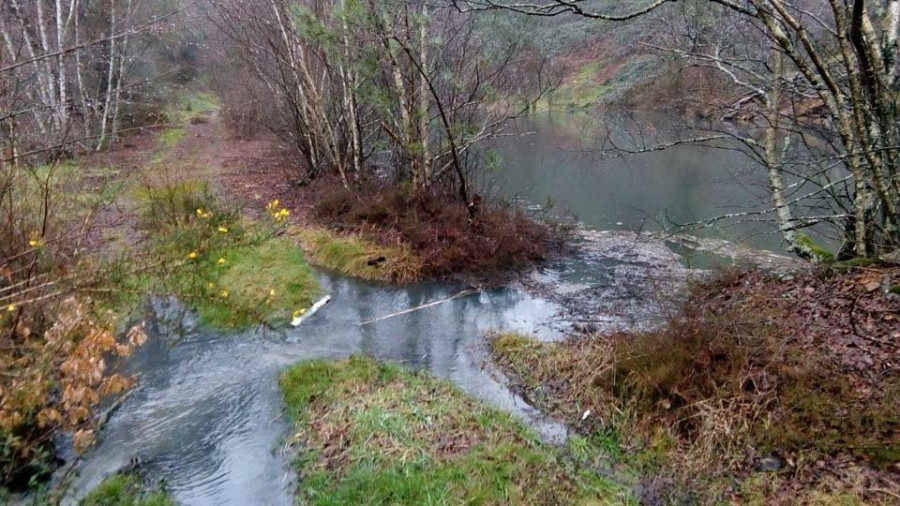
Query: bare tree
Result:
<box><xmin>210</xmin><ymin>0</ymin><xmax>551</xmax><ymax>216</ymax></box>
<box><xmin>460</xmin><ymin>0</ymin><xmax>900</xmax><ymax>260</ymax></box>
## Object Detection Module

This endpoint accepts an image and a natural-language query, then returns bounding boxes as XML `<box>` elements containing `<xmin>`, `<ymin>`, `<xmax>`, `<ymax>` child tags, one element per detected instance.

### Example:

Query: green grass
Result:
<box><xmin>195</xmin><ymin>237</ymin><xmax>320</xmax><ymax>327</ymax></box>
<box><xmin>280</xmin><ymin>356</ymin><xmax>632</xmax><ymax>505</ymax></box>
<box><xmin>291</xmin><ymin>227</ymin><xmax>423</xmax><ymax>283</ymax></box>
<box><xmin>80</xmin><ymin>473</ymin><xmax>173</xmax><ymax>506</ymax></box>
<box><xmin>157</xmin><ymin>128</ymin><xmax>186</xmax><ymax>150</ymax></box>
<box><xmin>131</xmin><ymin>180</ymin><xmax>321</xmax><ymax>328</ymax></box>
<box><xmin>164</xmin><ymin>89</ymin><xmax>220</xmax><ymax>124</ymax></box>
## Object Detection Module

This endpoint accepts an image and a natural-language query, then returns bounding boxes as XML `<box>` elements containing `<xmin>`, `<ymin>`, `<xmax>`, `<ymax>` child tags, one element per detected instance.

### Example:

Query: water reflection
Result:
<box><xmin>492</xmin><ymin>112</ymin><xmax>783</xmax><ymax>252</ymax></box>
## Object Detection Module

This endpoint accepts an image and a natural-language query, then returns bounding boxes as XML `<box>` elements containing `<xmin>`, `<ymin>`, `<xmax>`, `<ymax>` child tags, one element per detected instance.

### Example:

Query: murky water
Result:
<box><xmin>492</xmin><ymin>112</ymin><xmax>784</xmax><ymax>252</ymax></box>
<box><xmin>64</xmin><ymin>113</ymin><xmax>789</xmax><ymax>505</ymax></box>
<box><xmin>65</xmin><ymin>274</ymin><xmax>569</xmax><ymax>505</ymax></box>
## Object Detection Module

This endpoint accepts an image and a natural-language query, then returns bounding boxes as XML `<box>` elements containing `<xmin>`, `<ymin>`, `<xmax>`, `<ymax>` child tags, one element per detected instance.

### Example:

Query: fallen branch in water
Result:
<box><xmin>358</xmin><ymin>289</ymin><xmax>479</xmax><ymax>327</ymax></box>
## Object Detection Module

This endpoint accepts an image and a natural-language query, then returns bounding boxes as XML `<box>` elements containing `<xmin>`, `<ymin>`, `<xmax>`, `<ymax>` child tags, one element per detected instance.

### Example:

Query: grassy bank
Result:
<box><xmin>491</xmin><ymin>268</ymin><xmax>900</xmax><ymax>503</ymax></box>
<box><xmin>80</xmin><ymin>473</ymin><xmax>173</xmax><ymax>506</ymax></box>
<box><xmin>290</xmin><ymin>226</ymin><xmax>423</xmax><ymax>283</ymax></box>
<box><xmin>226</xmin><ymin>172</ymin><xmax>557</xmax><ymax>282</ymax></box>
<box><xmin>280</xmin><ymin>356</ymin><xmax>631</xmax><ymax>505</ymax></box>
<box><xmin>129</xmin><ymin>181</ymin><xmax>321</xmax><ymax>328</ymax></box>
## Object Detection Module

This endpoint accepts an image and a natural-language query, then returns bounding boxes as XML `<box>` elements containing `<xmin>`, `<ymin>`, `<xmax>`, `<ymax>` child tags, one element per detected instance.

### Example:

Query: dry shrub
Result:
<box><xmin>493</xmin><ymin>268</ymin><xmax>900</xmax><ymax>499</ymax></box>
<box><xmin>311</xmin><ymin>181</ymin><xmax>551</xmax><ymax>278</ymax></box>
<box><xmin>1</xmin><ymin>298</ymin><xmax>146</xmax><ymax>490</ymax></box>
<box><xmin>0</xmin><ymin>158</ymin><xmax>146</xmax><ymax>490</ymax></box>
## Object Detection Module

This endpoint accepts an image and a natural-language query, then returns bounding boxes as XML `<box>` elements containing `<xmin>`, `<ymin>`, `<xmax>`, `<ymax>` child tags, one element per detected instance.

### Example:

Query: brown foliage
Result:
<box><xmin>311</xmin><ymin>181</ymin><xmax>551</xmax><ymax>279</ymax></box>
<box><xmin>1</xmin><ymin>297</ymin><xmax>146</xmax><ymax>489</ymax></box>
<box><xmin>493</xmin><ymin>267</ymin><xmax>900</xmax><ymax>502</ymax></box>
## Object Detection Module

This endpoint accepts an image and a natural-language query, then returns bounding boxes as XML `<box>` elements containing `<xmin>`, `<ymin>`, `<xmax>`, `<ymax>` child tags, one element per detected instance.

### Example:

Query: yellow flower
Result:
<box><xmin>7</xmin><ymin>304</ymin><xmax>15</xmax><ymax>312</ymax></box>
<box><xmin>208</xmin><ymin>282</ymin><xmax>215</xmax><ymax>289</ymax></box>
<box><xmin>188</xmin><ymin>251</ymin><xmax>198</xmax><ymax>259</ymax></box>
<box><xmin>28</xmin><ymin>234</ymin><xmax>44</xmax><ymax>248</ymax></box>
<box><xmin>269</xmin><ymin>289</ymin><xmax>276</xmax><ymax>297</ymax></box>
<box><xmin>292</xmin><ymin>308</ymin><xmax>307</xmax><ymax>319</ymax></box>
<box><xmin>218</xmin><ymin>226</ymin><xmax>229</xmax><ymax>233</ymax></box>
<box><xmin>196</xmin><ymin>208</ymin><xmax>204</xmax><ymax>215</ymax></box>
<box><xmin>220</xmin><ymin>290</ymin><xmax>229</xmax><ymax>298</ymax></box>
<box><xmin>201</xmin><ymin>212</ymin><xmax>211</xmax><ymax>219</ymax></box>
<box><xmin>218</xmin><ymin>257</ymin><xmax>226</xmax><ymax>264</ymax></box>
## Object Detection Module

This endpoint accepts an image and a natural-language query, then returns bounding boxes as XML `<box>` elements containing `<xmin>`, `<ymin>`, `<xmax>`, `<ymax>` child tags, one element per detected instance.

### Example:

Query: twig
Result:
<box><xmin>359</xmin><ymin>289</ymin><xmax>479</xmax><ymax>326</ymax></box>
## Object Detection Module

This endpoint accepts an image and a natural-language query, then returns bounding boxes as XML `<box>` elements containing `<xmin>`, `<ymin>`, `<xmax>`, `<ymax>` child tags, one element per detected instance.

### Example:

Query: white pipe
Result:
<box><xmin>291</xmin><ymin>295</ymin><xmax>330</xmax><ymax>327</ymax></box>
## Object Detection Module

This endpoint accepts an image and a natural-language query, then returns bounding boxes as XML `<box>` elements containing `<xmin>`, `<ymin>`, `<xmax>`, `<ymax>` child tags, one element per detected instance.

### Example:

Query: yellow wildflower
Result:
<box><xmin>218</xmin><ymin>257</ymin><xmax>226</xmax><ymax>264</ymax></box>
<box><xmin>28</xmin><ymin>233</ymin><xmax>44</xmax><ymax>248</ymax></box>
<box><xmin>292</xmin><ymin>308</ymin><xmax>307</xmax><ymax>319</ymax></box>
<box><xmin>269</xmin><ymin>289</ymin><xmax>276</xmax><ymax>297</ymax></box>
<box><xmin>218</xmin><ymin>226</ymin><xmax>229</xmax><ymax>233</ymax></box>
<box><xmin>7</xmin><ymin>304</ymin><xmax>15</xmax><ymax>312</ymax></box>
<box><xmin>220</xmin><ymin>290</ymin><xmax>229</xmax><ymax>298</ymax></box>
<box><xmin>196</xmin><ymin>208</ymin><xmax>204</xmax><ymax>215</ymax></box>
<box><xmin>188</xmin><ymin>251</ymin><xmax>198</xmax><ymax>259</ymax></box>
<box><xmin>201</xmin><ymin>212</ymin><xmax>211</xmax><ymax>219</ymax></box>
<box><xmin>208</xmin><ymin>282</ymin><xmax>215</xmax><ymax>289</ymax></box>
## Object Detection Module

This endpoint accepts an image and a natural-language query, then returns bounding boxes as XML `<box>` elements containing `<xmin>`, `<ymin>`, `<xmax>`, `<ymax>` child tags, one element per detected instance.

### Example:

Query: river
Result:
<box><xmin>62</xmin><ymin>112</ymin><xmax>788</xmax><ymax>505</ymax></box>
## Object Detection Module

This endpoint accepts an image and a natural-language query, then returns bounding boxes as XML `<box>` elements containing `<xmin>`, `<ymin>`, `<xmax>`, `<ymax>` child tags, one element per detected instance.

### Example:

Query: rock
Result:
<box><xmin>880</xmin><ymin>250</ymin><xmax>900</xmax><ymax>265</ymax></box>
<box><xmin>758</xmin><ymin>456</ymin><xmax>783</xmax><ymax>472</ymax></box>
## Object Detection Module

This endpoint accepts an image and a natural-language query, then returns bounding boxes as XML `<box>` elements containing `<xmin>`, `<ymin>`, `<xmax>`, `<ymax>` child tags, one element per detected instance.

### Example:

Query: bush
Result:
<box><xmin>311</xmin><ymin>181</ymin><xmax>550</xmax><ymax>278</ymax></box>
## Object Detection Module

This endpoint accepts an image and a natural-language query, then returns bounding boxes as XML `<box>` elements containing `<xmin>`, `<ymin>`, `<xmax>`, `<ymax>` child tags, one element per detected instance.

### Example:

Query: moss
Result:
<box><xmin>292</xmin><ymin>227</ymin><xmax>423</xmax><ymax>283</ymax></box>
<box><xmin>831</xmin><ymin>257</ymin><xmax>879</xmax><ymax>272</ymax></box>
<box><xmin>196</xmin><ymin>237</ymin><xmax>320</xmax><ymax>328</ymax></box>
<box><xmin>796</xmin><ymin>233</ymin><xmax>834</xmax><ymax>263</ymax></box>
<box><xmin>280</xmin><ymin>356</ymin><xmax>632</xmax><ymax>505</ymax></box>
<box><xmin>80</xmin><ymin>473</ymin><xmax>174</xmax><ymax>506</ymax></box>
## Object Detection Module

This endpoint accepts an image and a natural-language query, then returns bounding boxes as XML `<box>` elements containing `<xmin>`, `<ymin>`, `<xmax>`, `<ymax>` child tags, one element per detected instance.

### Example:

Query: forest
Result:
<box><xmin>1</xmin><ymin>0</ymin><xmax>899</xmax><ymax>504</ymax></box>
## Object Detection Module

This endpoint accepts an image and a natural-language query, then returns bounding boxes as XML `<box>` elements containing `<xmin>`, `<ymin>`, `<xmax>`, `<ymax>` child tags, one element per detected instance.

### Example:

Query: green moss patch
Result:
<box><xmin>80</xmin><ymin>473</ymin><xmax>173</xmax><ymax>506</ymax></box>
<box><xmin>280</xmin><ymin>356</ymin><xmax>630</xmax><ymax>505</ymax></box>
<box><xmin>291</xmin><ymin>227</ymin><xmax>423</xmax><ymax>283</ymax></box>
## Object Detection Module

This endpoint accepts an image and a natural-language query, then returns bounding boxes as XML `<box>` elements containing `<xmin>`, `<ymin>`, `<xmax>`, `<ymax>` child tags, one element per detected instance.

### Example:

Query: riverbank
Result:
<box><xmin>492</xmin><ymin>267</ymin><xmax>900</xmax><ymax>503</ymax></box>
<box><xmin>279</xmin><ymin>356</ymin><xmax>630</xmax><ymax>504</ymax></box>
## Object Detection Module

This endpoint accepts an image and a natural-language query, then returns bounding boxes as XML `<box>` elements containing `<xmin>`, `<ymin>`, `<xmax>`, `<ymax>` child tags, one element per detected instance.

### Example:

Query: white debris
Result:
<box><xmin>291</xmin><ymin>295</ymin><xmax>331</xmax><ymax>327</ymax></box>
<box><xmin>581</xmin><ymin>409</ymin><xmax>591</xmax><ymax>421</ymax></box>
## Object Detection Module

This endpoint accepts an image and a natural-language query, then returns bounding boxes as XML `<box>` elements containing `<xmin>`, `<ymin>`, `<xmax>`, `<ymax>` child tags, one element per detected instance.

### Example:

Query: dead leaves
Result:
<box><xmin>1</xmin><ymin>296</ymin><xmax>147</xmax><ymax>459</ymax></box>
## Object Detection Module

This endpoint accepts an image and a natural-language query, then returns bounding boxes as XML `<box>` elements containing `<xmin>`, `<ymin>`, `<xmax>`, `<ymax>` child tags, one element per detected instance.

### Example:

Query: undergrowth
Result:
<box><xmin>311</xmin><ymin>182</ymin><xmax>552</xmax><ymax>279</ymax></box>
<box><xmin>132</xmin><ymin>180</ymin><xmax>320</xmax><ymax>328</ymax></box>
<box><xmin>80</xmin><ymin>473</ymin><xmax>174</xmax><ymax>506</ymax></box>
<box><xmin>491</xmin><ymin>269</ymin><xmax>900</xmax><ymax>503</ymax></box>
<box><xmin>280</xmin><ymin>356</ymin><xmax>632</xmax><ymax>505</ymax></box>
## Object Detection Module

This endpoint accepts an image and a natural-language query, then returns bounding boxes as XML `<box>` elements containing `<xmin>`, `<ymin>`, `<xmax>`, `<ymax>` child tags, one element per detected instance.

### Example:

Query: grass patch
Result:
<box><xmin>291</xmin><ymin>226</ymin><xmax>423</xmax><ymax>283</ymax></box>
<box><xmin>80</xmin><ymin>473</ymin><xmax>174</xmax><ymax>506</ymax></box>
<box><xmin>131</xmin><ymin>180</ymin><xmax>320</xmax><ymax>328</ymax></box>
<box><xmin>157</xmin><ymin>128</ymin><xmax>186</xmax><ymax>150</ymax></box>
<box><xmin>163</xmin><ymin>89</ymin><xmax>219</xmax><ymax>124</ymax></box>
<box><xmin>280</xmin><ymin>356</ymin><xmax>631</xmax><ymax>505</ymax></box>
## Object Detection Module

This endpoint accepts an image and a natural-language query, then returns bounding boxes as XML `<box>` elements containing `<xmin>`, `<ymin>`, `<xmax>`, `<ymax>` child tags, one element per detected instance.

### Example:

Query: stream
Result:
<box><xmin>62</xmin><ymin>113</ymin><xmax>792</xmax><ymax>505</ymax></box>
